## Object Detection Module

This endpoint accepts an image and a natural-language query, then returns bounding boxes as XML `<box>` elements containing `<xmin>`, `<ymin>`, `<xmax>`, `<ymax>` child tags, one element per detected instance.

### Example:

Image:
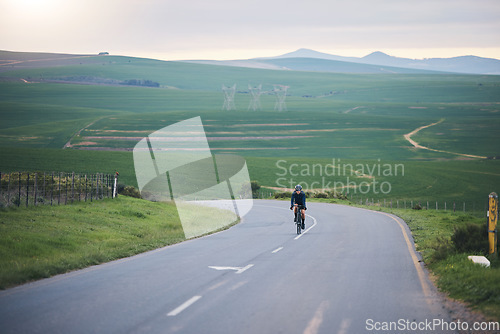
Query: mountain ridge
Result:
<box><xmin>261</xmin><ymin>48</ymin><xmax>500</xmax><ymax>74</ymax></box>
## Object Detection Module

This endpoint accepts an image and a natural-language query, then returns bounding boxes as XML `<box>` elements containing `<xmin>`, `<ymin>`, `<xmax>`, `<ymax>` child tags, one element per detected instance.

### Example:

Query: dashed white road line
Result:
<box><xmin>167</xmin><ymin>295</ymin><xmax>202</xmax><ymax>316</ymax></box>
<box><xmin>272</xmin><ymin>247</ymin><xmax>284</xmax><ymax>253</ymax></box>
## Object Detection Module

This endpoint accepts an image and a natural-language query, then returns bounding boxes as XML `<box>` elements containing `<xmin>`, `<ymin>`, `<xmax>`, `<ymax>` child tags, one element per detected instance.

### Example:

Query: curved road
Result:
<box><xmin>0</xmin><ymin>201</ymin><xmax>456</xmax><ymax>333</ymax></box>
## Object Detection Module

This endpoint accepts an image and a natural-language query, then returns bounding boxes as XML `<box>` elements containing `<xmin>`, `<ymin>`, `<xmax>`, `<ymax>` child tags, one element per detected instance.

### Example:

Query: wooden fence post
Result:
<box><xmin>34</xmin><ymin>173</ymin><xmax>38</xmax><ymax>206</ymax></box>
<box><xmin>64</xmin><ymin>173</ymin><xmax>68</xmax><ymax>205</ymax></box>
<box><xmin>7</xmin><ymin>173</ymin><xmax>11</xmax><ymax>207</ymax></box>
<box><xmin>71</xmin><ymin>172</ymin><xmax>75</xmax><ymax>203</ymax></box>
<box><xmin>77</xmin><ymin>174</ymin><xmax>81</xmax><ymax>202</ymax></box>
<box><xmin>50</xmin><ymin>172</ymin><xmax>54</xmax><ymax>206</ymax></box>
<box><xmin>26</xmin><ymin>173</ymin><xmax>30</xmax><ymax>207</ymax></box>
<box><xmin>90</xmin><ymin>174</ymin><xmax>93</xmax><ymax>202</ymax></box>
<box><xmin>96</xmin><ymin>173</ymin><xmax>99</xmax><ymax>200</ymax></box>
<box><xmin>18</xmin><ymin>172</ymin><xmax>21</xmax><ymax>207</ymax></box>
<box><xmin>58</xmin><ymin>172</ymin><xmax>61</xmax><ymax>205</ymax></box>
<box><xmin>43</xmin><ymin>172</ymin><xmax>46</xmax><ymax>203</ymax></box>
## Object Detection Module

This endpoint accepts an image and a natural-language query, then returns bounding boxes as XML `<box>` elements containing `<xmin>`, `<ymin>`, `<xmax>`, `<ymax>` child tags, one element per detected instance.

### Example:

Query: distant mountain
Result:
<box><xmin>265</xmin><ymin>49</ymin><xmax>500</xmax><ymax>75</ymax></box>
<box><xmin>359</xmin><ymin>51</ymin><xmax>500</xmax><ymax>74</ymax></box>
<box><xmin>250</xmin><ymin>57</ymin><xmax>443</xmax><ymax>74</ymax></box>
<box><xmin>184</xmin><ymin>48</ymin><xmax>500</xmax><ymax>74</ymax></box>
<box><xmin>262</xmin><ymin>48</ymin><xmax>358</xmax><ymax>63</ymax></box>
<box><xmin>183</xmin><ymin>49</ymin><xmax>446</xmax><ymax>74</ymax></box>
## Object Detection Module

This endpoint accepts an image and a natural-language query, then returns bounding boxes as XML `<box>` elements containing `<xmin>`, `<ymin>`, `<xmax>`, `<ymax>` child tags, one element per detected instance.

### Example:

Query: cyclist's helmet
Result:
<box><xmin>295</xmin><ymin>184</ymin><xmax>302</xmax><ymax>191</ymax></box>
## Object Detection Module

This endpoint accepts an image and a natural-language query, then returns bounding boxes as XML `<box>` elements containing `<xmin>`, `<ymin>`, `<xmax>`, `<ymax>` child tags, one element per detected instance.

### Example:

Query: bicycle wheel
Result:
<box><xmin>296</xmin><ymin>215</ymin><xmax>302</xmax><ymax>234</ymax></box>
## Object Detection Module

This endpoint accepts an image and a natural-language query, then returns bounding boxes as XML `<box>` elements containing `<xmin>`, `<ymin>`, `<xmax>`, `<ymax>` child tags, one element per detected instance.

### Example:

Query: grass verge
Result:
<box><xmin>0</xmin><ymin>196</ymin><xmax>185</xmax><ymax>289</ymax></box>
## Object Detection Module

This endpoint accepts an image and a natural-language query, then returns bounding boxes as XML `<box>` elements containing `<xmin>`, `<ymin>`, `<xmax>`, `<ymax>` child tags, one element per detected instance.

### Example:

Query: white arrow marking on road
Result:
<box><xmin>235</xmin><ymin>264</ymin><xmax>254</xmax><ymax>274</ymax></box>
<box><xmin>208</xmin><ymin>264</ymin><xmax>254</xmax><ymax>274</ymax></box>
<box><xmin>208</xmin><ymin>266</ymin><xmax>241</xmax><ymax>271</ymax></box>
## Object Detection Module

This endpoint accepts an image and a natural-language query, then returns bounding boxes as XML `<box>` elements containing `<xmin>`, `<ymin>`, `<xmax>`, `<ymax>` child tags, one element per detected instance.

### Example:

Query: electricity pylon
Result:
<box><xmin>248</xmin><ymin>84</ymin><xmax>262</xmax><ymax>111</ymax></box>
<box><xmin>222</xmin><ymin>84</ymin><xmax>236</xmax><ymax>111</ymax></box>
<box><xmin>273</xmin><ymin>84</ymin><xmax>289</xmax><ymax>111</ymax></box>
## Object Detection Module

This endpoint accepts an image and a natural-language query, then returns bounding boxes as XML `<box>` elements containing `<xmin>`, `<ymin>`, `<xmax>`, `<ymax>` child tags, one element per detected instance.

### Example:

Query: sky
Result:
<box><xmin>1</xmin><ymin>0</ymin><xmax>499</xmax><ymax>61</ymax></box>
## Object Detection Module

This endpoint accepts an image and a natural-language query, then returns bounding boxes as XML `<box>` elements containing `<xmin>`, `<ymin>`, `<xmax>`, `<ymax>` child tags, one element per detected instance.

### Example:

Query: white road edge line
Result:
<box><xmin>167</xmin><ymin>295</ymin><xmax>202</xmax><ymax>316</ymax></box>
<box><xmin>295</xmin><ymin>214</ymin><xmax>318</xmax><ymax>240</ymax></box>
<box><xmin>272</xmin><ymin>247</ymin><xmax>284</xmax><ymax>253</ymax></box>
<box><xmin>235</xmin><ymin>264</ymin><xmax>254</xmax><ymax>274</ymax></box>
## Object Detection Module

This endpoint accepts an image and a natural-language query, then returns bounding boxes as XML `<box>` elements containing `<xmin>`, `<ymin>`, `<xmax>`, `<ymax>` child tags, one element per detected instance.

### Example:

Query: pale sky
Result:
<box><xmin>1</xmin><ymin>0</ymin><xmax>499</xmax><ymax>60</ymax></box>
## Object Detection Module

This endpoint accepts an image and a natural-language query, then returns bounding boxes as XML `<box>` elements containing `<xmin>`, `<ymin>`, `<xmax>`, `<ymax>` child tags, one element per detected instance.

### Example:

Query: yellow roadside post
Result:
<box><xmin>488</xmin><ymin>192</ymin><xmax>498</xmax><ymax>256</ymax></box>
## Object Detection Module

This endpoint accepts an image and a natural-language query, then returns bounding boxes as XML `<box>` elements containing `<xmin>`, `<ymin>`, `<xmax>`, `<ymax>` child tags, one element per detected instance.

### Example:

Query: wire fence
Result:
<box><xmin>259</xmin><ymin>188</ymin><xmax>489</xmax><ymax>217</ymax></box>
<box><xmin>0</xmin><ymin>171</ymin><xmax>118</xmax><ymax>208</ymax></box>
<box><xmin>352</xmin><ymin>197</ymin><xmax>488</xmax><ymax>217</ymax></box>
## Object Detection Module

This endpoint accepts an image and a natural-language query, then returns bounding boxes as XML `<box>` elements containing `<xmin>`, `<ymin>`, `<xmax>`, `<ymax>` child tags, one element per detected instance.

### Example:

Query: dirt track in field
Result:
<box><xmin>403</xmin><ymin>119</ymin><xmax>487</xmax><ymax>159</ymax></box>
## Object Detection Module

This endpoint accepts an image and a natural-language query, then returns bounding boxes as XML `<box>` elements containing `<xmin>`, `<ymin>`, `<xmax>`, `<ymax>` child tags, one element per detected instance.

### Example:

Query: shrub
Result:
<box><xmin>274</xmin><ymin>191</ymin><xmax>292</xmax><ymax>199</ymax></box>
<box><xmin>250</xmin><ymin>181</ymin><xmax>261</xmax><ymax>192</ymax></box>
<box><xmin>116</xmin><ymin>183</ymin><xmax>126</xmax><ymax>194</ymax></box>
<box><xmin>251</xmin><ymin>181</ymin><xmax>261</xmax><ymax>199</ymax></box>
<box><xmin>430</xmin><ymin>236</ymin><xmax>455</xmax><ymax>262</ymax></box>
<box><xmin>314</xmin><ymin>192</ymin><xmax>328</xmax><ymax>199</ymax></box>
<box><xmin>119</xmin><ymin>186</ymin><xmax>141</xmax><ymax>199</ymax></box>
<box><xmin>451</xmin><ymin>223</ymin><xmax>489</xmax><ymax>255</ymax></box>
<box><xmin>329</xmin><ymin>191</ymin><xmax>348</xmax><ymax>200</ymax></box>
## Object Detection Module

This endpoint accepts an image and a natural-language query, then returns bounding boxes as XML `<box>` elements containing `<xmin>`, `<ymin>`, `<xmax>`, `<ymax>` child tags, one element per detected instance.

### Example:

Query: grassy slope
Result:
<box><xmin>0</xmin><ymin>196</ymin><xmax>185</xmax><ymax>289</ymax></box>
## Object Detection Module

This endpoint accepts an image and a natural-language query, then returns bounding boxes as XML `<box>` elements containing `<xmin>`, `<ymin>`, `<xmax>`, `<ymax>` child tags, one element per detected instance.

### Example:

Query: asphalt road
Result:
<box><xmin>0</xmin><ymin>200</ymin><xmax>456</xmax><ymax>334</ymax></box>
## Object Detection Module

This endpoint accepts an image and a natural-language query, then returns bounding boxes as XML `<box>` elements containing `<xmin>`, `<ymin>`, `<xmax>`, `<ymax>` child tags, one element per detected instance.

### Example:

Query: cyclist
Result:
<box><xmin>290</xmin><ymin>184</ymin><xmax>306</xmax><ymax>229</ymax></box>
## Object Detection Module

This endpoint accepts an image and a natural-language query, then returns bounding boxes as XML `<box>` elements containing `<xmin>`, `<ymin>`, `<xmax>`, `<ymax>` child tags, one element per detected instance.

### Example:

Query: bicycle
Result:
<box><xmin>294</xmin><ymin>204</ymin><xmax>306</xmax><ymax>235</ymax></box>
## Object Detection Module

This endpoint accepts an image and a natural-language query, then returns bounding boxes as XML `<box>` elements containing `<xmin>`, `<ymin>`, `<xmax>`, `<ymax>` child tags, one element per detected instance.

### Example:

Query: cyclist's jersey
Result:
<box><xmin>291</xmin><ymin>191</ymin><xmax>306</xmax><ymax>207</ymax></box>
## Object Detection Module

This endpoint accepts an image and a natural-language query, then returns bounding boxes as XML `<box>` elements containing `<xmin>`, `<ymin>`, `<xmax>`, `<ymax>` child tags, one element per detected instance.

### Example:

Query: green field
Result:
<box><xmin>1</xmin><ymin>51</ymin><xmax>500</xmax><ymax>210</ymax></box>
